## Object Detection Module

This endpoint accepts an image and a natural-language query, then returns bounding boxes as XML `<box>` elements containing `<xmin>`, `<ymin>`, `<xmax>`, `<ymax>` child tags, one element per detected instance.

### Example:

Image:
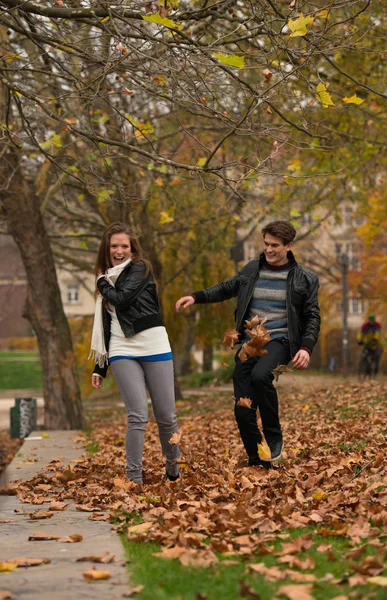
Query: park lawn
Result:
<box><xmin>121</xmin><ymin>527</ymin><xmax>387</xmax><ymax>600</ymax></box>
<box><xmin>0</xmin><ymin>357</ymin><xmax>42</xmax><ymax>390</ymax></box>
<box><xmin>11</xmin><ymin>381</ymin><xmax>387</xmax><ymax>600</ymax></box>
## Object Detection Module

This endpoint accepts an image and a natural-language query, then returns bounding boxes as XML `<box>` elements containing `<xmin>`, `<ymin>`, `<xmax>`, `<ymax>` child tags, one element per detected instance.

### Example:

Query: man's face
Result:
<box><xmin>263</xmin><ymin>233</ymin><xmax>292</xmax><ymax>266</ymax></box>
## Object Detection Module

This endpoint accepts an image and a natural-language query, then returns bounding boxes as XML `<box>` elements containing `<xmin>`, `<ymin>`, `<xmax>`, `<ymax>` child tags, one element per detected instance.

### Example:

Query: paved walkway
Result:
<box><xmin>0</xmin><ymin>431</ymin><xmax>129</xmax><ymax>599</ymax></box>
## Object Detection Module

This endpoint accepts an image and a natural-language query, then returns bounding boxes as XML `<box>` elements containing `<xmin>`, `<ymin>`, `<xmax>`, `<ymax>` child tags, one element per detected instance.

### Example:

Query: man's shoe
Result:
<box><xmin>267</xmin><ymin>437</ymin><xmax>284</xmax><ymax>462</ymax></box>
<box><xmin>248</xmin><ymin>457</ymin><xmax>272</xmax><ymax>471</ymax></box>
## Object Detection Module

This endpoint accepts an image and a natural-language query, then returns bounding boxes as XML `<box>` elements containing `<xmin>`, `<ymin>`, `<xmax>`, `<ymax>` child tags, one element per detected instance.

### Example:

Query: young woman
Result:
<box><xmin>90</xmin><ymin>222</ymin><xmax>180</xmax><ymax>484</ymax></box>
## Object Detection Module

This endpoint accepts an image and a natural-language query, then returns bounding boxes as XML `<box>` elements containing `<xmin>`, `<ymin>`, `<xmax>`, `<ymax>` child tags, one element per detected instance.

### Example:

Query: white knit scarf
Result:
<box><xmin>89</xmin><ymin>257</ymin><xmax>132</xmax><ymax>367</ymax></box>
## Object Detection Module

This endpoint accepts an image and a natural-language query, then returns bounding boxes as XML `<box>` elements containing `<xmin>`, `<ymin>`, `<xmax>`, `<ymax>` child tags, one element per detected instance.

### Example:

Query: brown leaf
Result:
<box><xmin>28</xmin><ymin>532</ymin><xmax>62</xmax><ymax>541</ymax></box>
<box><xmin>60</xmin><ymin>534</ymin><xmax>83</xmax><ymax>543</ymax></box>
<box><xmin>77</xmin><ymin>552</ymin><xmax>117</xmax><ymax>564</ymax></box>
<box><xmin>272</xmin><ymin>363</ymin><xmax>293</xmax><ymax>382</ymax></box>
<box><xmin>169</xmin><ymin>429</ymin><xmax>182</xmax><ymax>445</ymax></box>
<box><xmin>244</xmin><ymin>316</ymin><xmax>260</xmax><ymax>329</ymax></box>
<box><xmin>276</xmin><ymin>584</ymin><xmax>314</xmax><ymax>600</ymax></box>
<box><xmin>223</xmin><ymin>328</ymin><xmax>240</xmax><ymax>349</ymax></box>
<box><xmin>123</xmin><ymin>585</ymin><xmax>145</xmax><ymax>597</ymax></box>
<box><xmin>49</xmin><ymin>502</ymin><xmax>68</xmax><ymax>511</ymax></box>
<box><xmin>237</xmin><ymin>397</ymin><xmax>252</xmax><ymax>409</ymax></box>
<box><xmin>82</xmin><ymin>568</ymin><xmax>111</xmax><ymax>581</ymax></box>
<box><xmin>29</xmin><ymin>511</ymin><xmax>54</xmax><ymax>520</ymax></box>
<box><xmin>5</xmin><ymin>557</ymin><xmax>50</xmax><ymax>567</ymax></box>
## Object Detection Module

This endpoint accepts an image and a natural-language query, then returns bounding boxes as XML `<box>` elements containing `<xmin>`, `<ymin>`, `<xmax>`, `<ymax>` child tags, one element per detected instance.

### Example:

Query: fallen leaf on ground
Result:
<box><xmin>5</xmin><ymin>557</ymin><xmax>50</xmax><ymax>567</ymax></box>
<box><xmin>123</xmin><ymin>585</ymin><xmax>145</xmax><ymax>597</ymax></box>
<box><xmin>82</xmin><ymin>568</ymin><xmax>111</xmax><ymax>581</ymax></box>
<box><xmin>29</xmin><ymin>511</ymin><xmax>54</xmax><ymax>520</ymax></box>
<box><xmin>0</xmin><ymin>563</ymin><xmax>18</xmax><ymax>573</ymax></box>
<box><xmin>60</xmin><ymin>534</ymin><xmax>83</xmax><ymax>543</ymax></box>
<box><xmin>28</xmin><ymin>532</ymin><xmax>62</xmax><ymax>541</ymax></box>
<box><xmin>368</xmin><ymin>576</ymin><xmax>387</xmax><ymax>587</ymax></box>
<box><xmin>77</xmin><ymin>553</ymin><xmax>117</xmax><ymax>563</ymax></box>
<box><xmin>49</xmin><ymin>502</ymin><xmax>68</xmax><ymax>511</ymax></box>
<box><xmin>276</xmin><ymin>583</ymin><xmax>314</xmax><ymax>600</ymax></box>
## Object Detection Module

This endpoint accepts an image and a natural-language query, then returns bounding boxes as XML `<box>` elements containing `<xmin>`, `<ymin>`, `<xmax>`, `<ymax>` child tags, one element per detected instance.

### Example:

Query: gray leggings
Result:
<box><xmin>111</xmin><ymin>358</ymin><xmax>180</xmax><ymax>484</ymax></box>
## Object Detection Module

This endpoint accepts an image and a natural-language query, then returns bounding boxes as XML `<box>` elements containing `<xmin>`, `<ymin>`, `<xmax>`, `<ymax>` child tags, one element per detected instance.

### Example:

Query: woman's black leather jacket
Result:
<box><xmin>93</xmin><ymin>261</ymin><xmax>163</xmax><ymax>378</ymax></box>
<box><xmin>193</xmin><ymin>251</ymin><xmax>320</xmax><ymax>358</ymax></box>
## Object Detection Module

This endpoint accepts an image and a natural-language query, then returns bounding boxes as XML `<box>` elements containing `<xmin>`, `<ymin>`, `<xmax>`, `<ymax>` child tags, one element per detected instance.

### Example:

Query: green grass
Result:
<box><xmin>121</xmin><ymin>527</ymin><xmax>387</xmax><ymax>600</ymax></box>
<box><xmin>0</xmin><ymin>351</ymin><xmax>39</xmax><ymax>359</ymax></box>
<box><xmin>0</xmin><ymin>359</ymin><xmax>42</xmax><ymax>390</ymax></box>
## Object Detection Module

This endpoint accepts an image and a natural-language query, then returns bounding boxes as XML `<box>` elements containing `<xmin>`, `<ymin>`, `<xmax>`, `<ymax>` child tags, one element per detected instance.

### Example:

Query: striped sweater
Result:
<box><xmin>243</xmin><ymin>264</ymin><xmax>289</xmax><ymax>341</ymax></box>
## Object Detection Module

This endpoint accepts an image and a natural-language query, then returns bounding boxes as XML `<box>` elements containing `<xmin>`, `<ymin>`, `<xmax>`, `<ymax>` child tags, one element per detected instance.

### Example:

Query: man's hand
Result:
<box><xmin>292</xmin><ymin>349</ymin><xmax>310</xmax><ymax>370</ymax></box>
<box><xmin>176</xmin><ymin>296</ymin><xmax>195</xmax><ymax>312</ymax></box>
<box><xmin>92</xmin><ymin>374</ymin><xmax>104</xmax><ymax>388</ymax></box>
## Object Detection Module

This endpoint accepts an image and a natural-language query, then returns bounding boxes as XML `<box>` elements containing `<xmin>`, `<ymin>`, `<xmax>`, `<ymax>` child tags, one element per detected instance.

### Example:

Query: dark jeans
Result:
<box><xmin>232</xmin><ymin>338</ymin><xmax>291</xmax><ymax>462</ymax></box>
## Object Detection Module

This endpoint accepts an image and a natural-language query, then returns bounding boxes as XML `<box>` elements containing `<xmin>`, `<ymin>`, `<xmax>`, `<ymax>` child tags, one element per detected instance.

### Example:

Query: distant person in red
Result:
<box><xmin>357</xmin><ymin>315</ymin><xmax>383</xmax><ymax>375</ymax></box>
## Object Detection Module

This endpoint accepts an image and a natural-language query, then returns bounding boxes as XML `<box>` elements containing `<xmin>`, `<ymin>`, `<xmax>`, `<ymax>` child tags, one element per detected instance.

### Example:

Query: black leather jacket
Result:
<box><xmin>193</xmin><ymin>251</ymin><xmax>320</xmax><ymax>357</ymax></box>
<box><xmin>93</xmin><ymin>261</ymin><xmax>164</xmax><ymax>377</ymax></box>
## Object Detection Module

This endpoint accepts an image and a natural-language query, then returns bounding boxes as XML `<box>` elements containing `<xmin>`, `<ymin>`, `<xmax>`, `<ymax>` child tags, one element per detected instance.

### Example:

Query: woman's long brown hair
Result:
<box><xmin>94</xmin><ymin>222</ymin><xmax>155</xmax><ymax>291</ymax></box>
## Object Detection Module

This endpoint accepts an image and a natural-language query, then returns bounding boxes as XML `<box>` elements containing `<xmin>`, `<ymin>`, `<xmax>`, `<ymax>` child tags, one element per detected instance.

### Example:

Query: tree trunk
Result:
<box><xmin>0</xmin><ymin>145</ymin><xmax>84</xmax><ymax>430</ymax></box>
<box><xmin>202</xmin><ymin>342</ymin><xmax>214</xmax><ymax>372</ymax></box>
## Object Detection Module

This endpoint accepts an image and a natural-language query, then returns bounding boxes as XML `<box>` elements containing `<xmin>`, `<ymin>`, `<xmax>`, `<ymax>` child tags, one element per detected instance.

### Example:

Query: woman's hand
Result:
<box><xmin>176</xmin><ymin>295</ymin><xmax>195</xmax><ymax>312</ymax></box>
<box><xmin>92</xmin><ymin>374</ymin><xmax>104</xmax><ymax>388</ymax></box>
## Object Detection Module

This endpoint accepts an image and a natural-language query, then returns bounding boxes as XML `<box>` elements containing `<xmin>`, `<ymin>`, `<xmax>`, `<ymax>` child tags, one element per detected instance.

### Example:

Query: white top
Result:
<box><xmin>107</xmin><ymin>307</ymin><xmax>171</xmax><ymax>358</ymax></box>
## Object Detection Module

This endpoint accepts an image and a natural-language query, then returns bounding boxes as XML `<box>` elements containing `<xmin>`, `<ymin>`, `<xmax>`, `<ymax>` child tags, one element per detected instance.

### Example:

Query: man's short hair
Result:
<box><xmin>261</xmin><ymin>221</ymin><xmax>297</xmax><ymax>246</ymax></box>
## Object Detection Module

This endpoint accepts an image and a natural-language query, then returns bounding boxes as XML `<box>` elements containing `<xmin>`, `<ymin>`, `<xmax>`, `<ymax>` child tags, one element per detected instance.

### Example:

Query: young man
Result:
<box><xmin>176</xmin><ymin>220</ymin><xmax>320</xmax><ymax>468</ymax></box>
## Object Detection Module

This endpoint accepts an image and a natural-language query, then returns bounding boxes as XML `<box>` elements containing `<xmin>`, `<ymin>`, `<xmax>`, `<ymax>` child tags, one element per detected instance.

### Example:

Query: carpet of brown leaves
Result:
<box><xmin>1</xmin><ymin>381</ymin><xmax>387</xmax><ymax>576</ymax></box>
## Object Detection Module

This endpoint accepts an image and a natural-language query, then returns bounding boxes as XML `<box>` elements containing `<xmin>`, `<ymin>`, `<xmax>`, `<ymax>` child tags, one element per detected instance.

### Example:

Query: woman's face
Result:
<box><xmin>109</xmin><ymin>233</ymin><xmax>131</xmax><ymax>267</ymax></box>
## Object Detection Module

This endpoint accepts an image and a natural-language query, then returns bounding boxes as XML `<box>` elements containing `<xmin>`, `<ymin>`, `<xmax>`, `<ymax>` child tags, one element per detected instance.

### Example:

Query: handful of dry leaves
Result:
<box><xmin>223</xmin><ymin>315</ymin><xmax>270</xmax><ymax>362</ymax></box>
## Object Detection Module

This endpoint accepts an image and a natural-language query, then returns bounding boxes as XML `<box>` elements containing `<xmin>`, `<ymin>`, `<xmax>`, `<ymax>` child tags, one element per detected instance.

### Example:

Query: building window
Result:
<box><xmin>344</xmin><ymin>206</ymin><xmax>353</xmax><ymax>226</ymax></box>
<box><xmin>67</xmin><ymin>284</ymin><xmax>79</xmax><ymax>304</ymax></box>
<box><xmin>349</xmin><ymin>297</ymin><xmax>363</xmax><ymax>315</ymax></box>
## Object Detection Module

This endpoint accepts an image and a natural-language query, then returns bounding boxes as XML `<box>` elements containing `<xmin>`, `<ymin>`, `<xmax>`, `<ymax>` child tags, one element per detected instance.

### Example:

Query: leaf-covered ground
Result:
<box><xmin>1</xmin><ymin>381</ymin><xmax>387</xmax><ymax>598</ymax></box>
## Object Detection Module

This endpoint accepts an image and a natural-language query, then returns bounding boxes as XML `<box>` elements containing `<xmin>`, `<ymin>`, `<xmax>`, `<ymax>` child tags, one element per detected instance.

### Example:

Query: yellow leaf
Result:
<box><xmin>0</xmin><ymin>562</ymin><xmax>18</xmax><ymax>572</ymax></box>
<box><xmin>155</xmin><ymin>177</ymin><xmax>164</xmax><ymax>187</ymax></box>
<box><xmin>142</xmin><ymin>13</ymin><xmax>182</xmax><ymax>30</ymax></box>
<box><xmin>159</xmin><ymin>211</ymin><xmax>174</xmax><ymax>224</ymax></box>
<box><xmin>258</xmin><ymin>437</ymin><xmax>271</xmax><ymax>461</ymax></box>
<box><xmin>100</xmin><ymin>16</ymin><xmax>110</xmax><ymax>23</ymax></box>
<box><xmin>312</xmin><ymin>488</ymin><xmax>328</xmax><ymax>501</ymax></box>
<box><xmin>302</xmin><ymin>404</ymin><xmax>310</xmax><ymax>411</ymax></box>
<box><xmin>153</xmin><ymin>74</ymin><xmax>167</xmax><ymax>86</ymax></box>
<box><xmin>287</xmin><ymin>159</ymin><xmax>301</xmax><ymax>172</ymax></box>
<box><xmin>343</xmin><ymin>95</ymin><xmax>364</xmax><ymax>105</ymax></box>
<box><xmin>212</xmin><ymin>53</ymin><xmax>245</xmax><ymax>68</ymax></box>
<box><xmin>316</xmin><ymin>83</ymin><xmax>335</xmax><ymax>108</ymax></box>
<box><xmin>127</xmin><ymin>522</ymin><xmax>153</xmax><ymax>535</ymax></box>
<box><xmin>368</xmin><ymin>576</ymin><xmax>387</xmax><ymax>587</ymax></box>
<box><xmin>288</xmin><ymin>13</ymin><xmax>314</xmax><ymax>37</ymax></box>
<box><xmin>196</xmin><ymin>157</ymin><xmax>207</xmax><ymax>167</ymax></box>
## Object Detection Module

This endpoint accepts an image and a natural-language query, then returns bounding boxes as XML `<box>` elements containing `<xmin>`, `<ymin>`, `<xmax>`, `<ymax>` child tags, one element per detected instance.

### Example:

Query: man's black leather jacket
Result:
<box><xmin>193</xmin><ymin>251</ymin><xmax>320</xmax><ymax>357</ymax></box>
<box><xmin>93</xmin><ymin>261</ymin><xmax>164</xmax><ymax>378</ymax></box>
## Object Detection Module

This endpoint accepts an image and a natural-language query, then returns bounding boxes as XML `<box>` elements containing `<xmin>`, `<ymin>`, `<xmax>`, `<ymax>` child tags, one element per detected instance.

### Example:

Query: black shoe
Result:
<box><xmin>248</xmin><ymin>457</ymin><xmax>272</xmax><ymax>471</ymax></box>
<box><xmin>165</xmin><ymin>471</ymin><xmax>180</xmax><ymax>481</ymax></box>
<box><xmin>266</xmin><ymin>437</ymin><xmax>284</xmax><ymax>462</ymax></box>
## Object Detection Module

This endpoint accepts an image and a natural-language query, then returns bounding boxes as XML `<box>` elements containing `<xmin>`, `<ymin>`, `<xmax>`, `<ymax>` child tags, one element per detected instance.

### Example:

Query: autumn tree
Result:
<box><xmin>1</xmin><ymin>1</ymin><xmax>387</xmax><ymax>424</ymax></box>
